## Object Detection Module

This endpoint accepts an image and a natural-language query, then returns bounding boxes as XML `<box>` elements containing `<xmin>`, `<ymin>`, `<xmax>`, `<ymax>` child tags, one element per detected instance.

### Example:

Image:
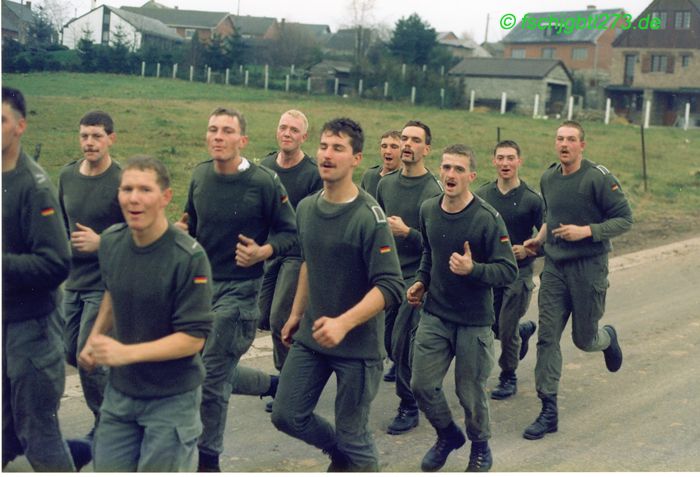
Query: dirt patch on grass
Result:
<box><xmin>610</xmin><ymin>213</ymin><xmax>700</xmax><ymax>257</ymax></box>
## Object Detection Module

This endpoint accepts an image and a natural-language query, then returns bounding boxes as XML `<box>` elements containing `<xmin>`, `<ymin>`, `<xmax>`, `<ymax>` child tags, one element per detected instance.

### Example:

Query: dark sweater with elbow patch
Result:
<box><xmin>377</xmin><ymin>170</ymin><xmax>443</xmax><ymax>279</ymax></box>
<box><xmin>99</xmin><ymin>224</ymin><xmax>213</xmax><ymax>398</ymax></box>
<box><xmin>294</xmin><ymin>190</ymin><xmax>404</xmax><ymax>360</ymax></box>
<box><xmin>540</xmin><ymin>159</ymin><xmax>633</xmax><ymax>263</ymax></box>
<box><xmin>184</xmin><ymin>160</ymin><xmax>297</xmax><ymax>281</ymax></box>
<box><xmin>2</xmin><ymin>151</ymin><xmax>71</xmax><ymax>323</ymax></box>
<box><xmin>416</xmin><ymin>195</ymin><xmax>518</xmax><ymax>327</ymax></box>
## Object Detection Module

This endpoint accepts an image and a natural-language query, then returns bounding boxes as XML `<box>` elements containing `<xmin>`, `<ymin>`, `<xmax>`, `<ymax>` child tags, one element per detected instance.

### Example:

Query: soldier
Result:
<box><xmin>377</xmin><ymin>120</ymin><xmax>442</xmax><ymax>435</ymax></box>
<box><xmin>409</xmin><ymin>144</ymin><xmax>517</xmax><ymax>472</ymax></box>
<box><xmin>522</xmin><ymin>121</ymin><xmax>631</xmax><ymax>440</ymax></box>
<box><xmin>476</xmin><ymin>140</ymin><xmax>543</xmax><ymax>400</ymax></box>
<box><xmin>2</xmin><ymin>86</ymin><xmax>79</xmax><ymax>471</ymax></box>
<box><xmin>271</xmin><ymin>118</ymin><xmax>404</xmax><ymax>472</ymax></box>
<box><xmin>58</xmin><ymin>111</ymin><xmax>123</xmax><ymax>438</ymax></box>
<box><xmin>359</xmin><ymin>129</ymin><xmax>401</xmax><ymax>199</ymax></box>
<box><xmin>79</xmin><ymin>156</ymin><xmax>213</xmax><ymax>471</ymax></box>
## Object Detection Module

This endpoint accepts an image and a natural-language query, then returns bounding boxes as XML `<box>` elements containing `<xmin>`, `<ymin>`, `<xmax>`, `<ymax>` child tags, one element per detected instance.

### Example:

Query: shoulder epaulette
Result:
<box><xmin>303</xmin><ymin>153</ymin><xmax>318</xmax><ymax>165</ymax></box>
<box><xmin>102</xmin><ymin>222</ymin><xmax>128</xmax><ymax>236</ymax></box>
<box><xmin>368</xmin><ymin>164</ymin><xmax>381</xmax><ymax>170</ymax></box>
<box><xmin>547</xmin><ymin>162</ymin><xmax>558</xmax><ymax>169</ymax></box>
<box><xmin>521</xmin><ymin>180</ymin><xmax>541</xmax><ymax>197</ymax></box>
<box><xmin>257</xmin><ymin>162</ymin><xmax>280</xmax><ymax>182</ymax></box>
<box><xmin>358</xmin><ymin>191</ymin><xmax>387</xmax><ymax>223</ymax></box>
<box><xmin>174</xmin><ymin>229</ymin><xmax>205</xmax><ymax>257</ymax></box>
<box><xmin>475</xmin><ymin>195</ymin><xmax>501</xmax><ymax>220</ymax></box>
<box><xmin>429</xmin><ymin>172</ymin><xmax>444</xmax><ymax>191</ymax></box>
<box><xmin>595</xmin><ymin>164</ymin><xmax>610</xmax><ymax>175</ymax></box>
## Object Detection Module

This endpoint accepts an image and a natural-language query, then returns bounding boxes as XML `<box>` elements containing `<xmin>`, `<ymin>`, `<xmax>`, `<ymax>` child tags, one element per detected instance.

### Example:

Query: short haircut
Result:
<box><xmin>493</xmin><ymin>140</ymin><xmax>521</xmax><ymax>157</ymax></box>
<box><xmin>380</xmin><ymin>130</ymin><xmax>401</xmax><ymax>142</ymax></box>
<box><xmin>403</xmin><ymin>120</ymin><xmax>432</xmax><ymax>145</ymax></box>
<box><xmin>282</xmin><ymin>109</ymin><xmax>308</xmax><ymax>133</ymax></box>
<box><xmin>558</xmin><ymin>120</ymin><xmax>585</xmax><ymax>141</ymax></box>
<box><xmin>122</xmin><ymin>155</ymin><xmax>171</xmax><ymax>190</ymax></box>
<box><xmin>2</xmin><ymin>86</ymin><xmax>26</xmax><ymax>119</ymax></box>
<box><xmin>80</xmin><ymin>110</ymin><xmax>114</xmax><ymax>135</ymax></box>
<box><xmin>443</xmin><ymin>144</ymin><xmax>477</xmax><ymax>172</ymax></box>
<box><xmin>320</xmin><ymin>117</ymin><xmax>364</xmax><ymax>154</ymax></box>
<box><xmin>210</xmin><ymin>107</ymin><xmax>247</xmax><ymax>135</ymax></box>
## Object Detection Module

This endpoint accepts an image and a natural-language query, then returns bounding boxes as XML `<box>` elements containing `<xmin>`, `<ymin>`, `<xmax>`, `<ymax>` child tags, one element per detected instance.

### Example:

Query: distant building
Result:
<box><xmin>121</xmin><ymin>3</ymin><xmax>236</xmax><ymax>42</ymax></box>
<box><xmin>308</xmin><ymin>59</ymin><xmax>353</xmax><ymax>95</ymax></box>
<box><xmin>62</xmin><ymin>5</ymin><xmax>182</xmax><ymax>51</ymax></box>
<box><xmin>323</xmin><ymin>27</ymin><xmax>377</xmax><ymax>60</ymax></box>
<box><xmin>2</xmin><ymin>0</ymin><xmax>35</xmax><ymax>44</ymax></box>
<box><xmin>607</xmin><ymin>0</ymin><xmax>700</xmax><ymax>127</ymax></box>
<box><xmin>449</xmin><ymin>57</ymin><xmax>573</xmax><ymax>115</ymax></box>
<box><xmin>437</xmin><ymin>32</ymin><xmax>491</xmax><ymax>59</ymax></box>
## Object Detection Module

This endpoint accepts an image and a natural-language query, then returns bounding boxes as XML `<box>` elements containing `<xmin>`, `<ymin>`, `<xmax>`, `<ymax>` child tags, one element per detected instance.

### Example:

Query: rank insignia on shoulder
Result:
<box><xmin>595</xmin><ymin>165</ymin><xmax>610</xmax><ymax>175</ymax></box>
<box><xmin>371</xmin><ymin>205</ymin><xmax>387</xmax><ymax>223</ymax></box>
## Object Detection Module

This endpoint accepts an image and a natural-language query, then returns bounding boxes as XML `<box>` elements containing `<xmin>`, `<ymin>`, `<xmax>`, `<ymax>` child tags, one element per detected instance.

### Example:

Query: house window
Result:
<box><xmin>674</xmin><ymin>11</ymin><xmax>691</xmax><ymax>29</ymax></box>
<box><xmin>185</xmin><ymin>28</ymin><xmax>196</xmax><ymax>39</ymax></box>
<box><xmin>681</xmin><ymin>54</ymin><xmax>691</xmax><ymax>67</ymax></box>
<box><xmin>543</xmin><ymin>25</ymin><xmax>561</xmax><ymax>37</ymax></box>
<box><xmin>541</xmin><ymin>47</ymin><xmax>555</xmax><ymax>59</ymax></box>
<box><xmin>651</xmin><ymin>11</ymin><xmax>667</xmax><ymax>29</ymax></box>
<box><xmin>572</xmin><ymin>48</ymin><xmax>588</xmax><ymax>60</ymax></box>
<box><xmin>511</xmin><ymin>48</ymin><xmax>526</xmax><ymax>59</ymax></box>
<box><xmin>651</xmin><ymin>55</ymin><xmax>668</xmax><ymax>72</ymax></box>
<box><xmin>102</xmin><ymin>9</ymin><xmax>111</xmax><ymax>44</ymax></box>
<box><xmin>102</xmin><ymin>30</ymin><xmax>110</xmax><ymax>43</ymax></box>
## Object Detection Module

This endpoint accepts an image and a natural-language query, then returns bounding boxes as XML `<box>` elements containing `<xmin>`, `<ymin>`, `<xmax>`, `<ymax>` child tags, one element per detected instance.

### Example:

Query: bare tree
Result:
<box><xmin>346</xmin><ymin>0</ymin><xmax>376</xmax><ymax>63</ymax></box>
<box><xmin>33</xmin><ymin>0</ymin><xmax>76</xmax><ymax>31</ymax></box>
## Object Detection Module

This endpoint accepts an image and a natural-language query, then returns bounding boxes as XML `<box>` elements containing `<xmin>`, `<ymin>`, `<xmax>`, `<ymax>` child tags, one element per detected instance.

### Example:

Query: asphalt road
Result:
<box><xmin>5</xmin><ymin>237</ymin><xmax>700</xmax><ymax>472</ymax></box>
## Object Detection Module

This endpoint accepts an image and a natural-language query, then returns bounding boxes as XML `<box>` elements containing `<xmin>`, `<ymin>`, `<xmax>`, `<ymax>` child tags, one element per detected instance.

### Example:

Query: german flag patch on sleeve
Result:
<box><xmin>193</xmin><ymin>276</ymin><xmax>208</xmax><ymax>284</ymax></box>
<box><xmin>41</xmin><ymin>207</ymin><xmax>55</xmax><ymax>217</ymax></box>
<box><xmin>379</xmin><ymin>245</ymin><xmax>392</xmax><ymax>254</ymax></box>
<box><xmin>499</xmin><ymin>235</ymin><xmax>510</xmax><ymax>243</ymax></box>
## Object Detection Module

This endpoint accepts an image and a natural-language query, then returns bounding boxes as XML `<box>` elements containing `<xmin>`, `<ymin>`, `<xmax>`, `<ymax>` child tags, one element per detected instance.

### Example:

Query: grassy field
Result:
<box><xmin>3</xmin><ymin>72</ymin><xmax>699</xmax><ymax>249</ymax></box>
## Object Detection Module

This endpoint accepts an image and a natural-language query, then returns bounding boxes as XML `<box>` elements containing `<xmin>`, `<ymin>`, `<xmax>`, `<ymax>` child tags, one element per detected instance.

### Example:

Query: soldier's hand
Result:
<box><xmin>174</xmin><ymin>212</ymin><xmax>189</xmax><ymax>233</ymax></box>
<box><xmin>77</xmin><ymin>337</ymin><xmax>98</xmax><ymax>372</ymax></box>
<box><xmin>449</xmin><ymin>241</ymin><xmax>474</xmax><ymax>275</ymax></box>
<box><xmin>312</xmin><ymin>317</ymin><xmax>349</xmax><ymax>348</ymax></box>
<box><xmin>71</xmin><ymin>222</ymin><xmax>100</xmax><ymax>253</ymax></box>
<box><xmin>552</xmin><ymin>223</ymin><xmax>592</xmax><ymax>242</ymax></box>
<box><xmin>387</xmin><ymin>216</ymin><xmax>410</xmax><ymax>238</ymax></box>
<box><xmin>235</xmin><ymin>234</ymin><xmax>270</xmax><ymax>268</ymax></box>
<box><xmin>407</xmin><ymin>281</ymin><xmax>426</xmax><ymax>307</ymax></box>
<box><xmin>90</xmin><ymin>334</ymin><xmax>131</xmax><ymax>367</ymax></box>
<box><xmin>523</xmin><ymin>237</ymin><xmax>541</xmax><ymax>257</ymax></box>
<box><xmin>512</xmin><ymin>244</ymin><xmax>527</xmax><ymax>260</ymax></box>
<box><xmin>281</xmin><ymin>315</ymin><xmax>301</xmax><ymax>348</ymax></box>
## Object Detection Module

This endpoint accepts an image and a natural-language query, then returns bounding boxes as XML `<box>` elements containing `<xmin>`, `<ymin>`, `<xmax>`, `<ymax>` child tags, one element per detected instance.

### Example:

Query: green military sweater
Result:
<box><xmin>416</xmin><ymin>195</ymin><xmax>518</xmax><ymax>326</ymax></box>
<box><xmin>359</xmin><ymin>165</ymin><xmax>398</xmax><ymax>199</ymax></box>
<box><xmin>99</xmin><ymin>223</ymin><xmax>213</xmax><ymax>398</ymax></box>
<box><xmin>540</xmin><ymin>159</ymin><xmax>633</xmax><ymax>262</ymax></box>
<box><xmin>260</xmin><ymin>152</ymin><xmax>323</xmax><ymax>259</ymax></box>
<box><xmin>2</xmin><ymin>151</ymin><xmax>71</xmax><ymax>323</ymax></box>
<box><xmin>377</xmin><ymin>170</ymin><xmax>443</xmax><ymax>278</ymax></box>
<box><xmin>476</xmin><ymin>180</ymin><xmax>543</xmax><ymax>269</ymax></box>
<box><xmin>294</xmin><ymin>189</ymin><xmax>404</xmax><ymax>359</ymax></box>
<box><xmin>184</xmin><ymin>160</ymin><xmax>297</xmax><ymax>281</ymax></box>
<box><xmin>260</xmin><ymin>152</ymin><xmax>323</xmax><ymax>209</ymax></box>
<box><xmin>58</xmin><ymin>159</ymin><xmax>124</xmax><ymax>291</ymax></box>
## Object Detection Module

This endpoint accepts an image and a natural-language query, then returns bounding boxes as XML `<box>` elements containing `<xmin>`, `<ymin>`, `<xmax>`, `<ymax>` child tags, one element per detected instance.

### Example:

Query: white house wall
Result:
<box><xmin>62</xmin><ymin>7</ymin><xmax>142</xmax><ymax>51</ymax></box>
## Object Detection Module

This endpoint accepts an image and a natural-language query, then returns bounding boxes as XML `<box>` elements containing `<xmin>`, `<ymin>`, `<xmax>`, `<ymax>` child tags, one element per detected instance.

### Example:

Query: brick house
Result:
<box><xmin>502</xmin><ymin>6</ymin><xmax>626</xmax><ymax>108</ymax></box>
<box><xmin>607</xmin><ymin>0</ymin><xmax>700</xmax><ymax>126</ymax></box>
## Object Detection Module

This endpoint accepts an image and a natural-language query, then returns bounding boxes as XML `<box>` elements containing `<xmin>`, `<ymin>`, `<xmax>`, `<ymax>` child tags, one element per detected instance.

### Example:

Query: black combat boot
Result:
<box><xmin>324</xmin><ymin>445</ymin><xmax>351</xmax><ymax>472</ymax></box>
<box><xmin>490</xmin><ymin>371</ymin><xmax>517</xmax><ymax>400</ymax></box>
<box><xmin>523</xmin><ymin>394</ymin><xmax>558</xmax><ymax>440</ymax></box>
<box><xmin>603</xmin><ymin>325</ymin><xmax>623</xmax><ymax>372</ymax></box>
<box><xmin>197</xmin><ymin>450</ymin><xmax>221</xmax><ymax>472</ymax></box>
<box><xmin>466</xmin><ymin>440</ymin><xmax>493</xmax><ymax>472</ymax></box>
<box><xmin>387</xmin><ymin>407</ymin><xmax>419</xmax><ymax>434</ymax></box>
<box><xmin>421</xmin><ymin>421</ymin><xmax>466</xmax><ymax>472</ymax></box>
<box><xmin>518</xmin><ymin>320</ymin><xmax>537</xmax><ymax>360</ymax></box>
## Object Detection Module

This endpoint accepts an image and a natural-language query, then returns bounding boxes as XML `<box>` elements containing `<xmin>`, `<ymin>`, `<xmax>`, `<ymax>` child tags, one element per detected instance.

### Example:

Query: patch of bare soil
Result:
<box><xmin>610</xmin><ymin>213</ymin><xmax>700</xmax><ymax>257</ymax></box>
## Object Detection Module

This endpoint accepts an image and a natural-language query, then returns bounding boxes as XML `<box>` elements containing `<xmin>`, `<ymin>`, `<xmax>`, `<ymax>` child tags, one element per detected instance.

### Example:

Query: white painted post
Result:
<box><xmin>285</xmin><ymin>75</ymin><xmax>290</xmax><ymax>92</ymax></box>
<box><xmin>684</xmin><ymin>102</ymin><xmax>691</xmax><ymax>131</ymax></box>
<box><xmin>334</xmin><ymin>78</ymin><xmax>339</xmax><ymax>96</ymax></box>
<box><xmin>422</xmin><ymin>64</ymin><xmax>427</xmax><ymax>72</ymax></box>
<box><xmin>605</xmin><ymin>98</ymin><xmax>612</xmax><ymax>125</ymax></box>
<box><xmin>156</xmin><ymin>63</ymin><xmax>160</xmax><ymax>78</ymax></box>
<box><xmin>401</xmin><ymin>64</ymin><xmax>406</xmax><ymax>79</ymax></box>
<box><xmin>141</xmin><ymin>61</ymin><xmax>145</xmax><ymax>77</ymax></box>
<box><xmin>358</xmin><ymin>79</ymin><xmax>363</xmax><ymax>97</ymax></box>
<box><xmin>189</xmin><ymin>65</ymin><xmax>194</xmax><ymax>82</ymax></box>
<box><xmin>172</xmin><ymin>63</ymin><xmax>178</xmax><ymax>79</ymax></box>
<box><xmin>440</xmin><ymin>88</ymin><xmax>445</xmax><ymax>108</ymax></box>
<box><xmin>384</xmin><ymin>82</ymin><xmax>389</xmax><ymax>98</ymax></box>
<box><xmin>307</xmin><ymin>77</ymin><xmax>311</xmax><ymax>94</ymax></box>
<box><xmin>207</xmin><ymin>67</ymin><xmax>211</xmax><ymax>84</ymax></box>
<box><xmin>469</xmin><ymin>90</ymin><xmax>475</xmax><ymax>112</ymax></box>
<box><xmin>225</xmin><ymin>68</ymin><xmax>230</xmax><ymax>85</ymax></box>
<box><xmin>533</xmin><ymin>94</ymin><xmax>540</xmax><ymax>118</ymax></box>
<box><xmin>264</xmin><ymin>64</ymin><xmax>269</xmax><ymax>91</ymax></box>
<box><xmin>644</xmin><ymin>99</ymin><xmax>651</xmax><ymax>128</ymax></box>
<box><xmin>500</xmin><ymin>92</ymin><xmax>507</xmax><ymax>114</ymax></box>
<box><xmin>567</xmin><ymin>96</ymin><xmax>574</xmax><ymax>120</ymax></box>
<box><xmin>291</xmin><ymin>64</ymin><xmax>295</xmax><ymax>75</ymax></box>
<box><xmin>244</xmin><ymin>69</ymin><xmax>249</xmax><ymax>87</ymax></box>
<box><xmin>440</xmin><ymin>65</ymin><xmax>445</xmax><ymax>76</ymax></box>
<box><xmin>411</xmin><ymin>86</ymin><xmax>416</xmax><ymax>105</ymax></box>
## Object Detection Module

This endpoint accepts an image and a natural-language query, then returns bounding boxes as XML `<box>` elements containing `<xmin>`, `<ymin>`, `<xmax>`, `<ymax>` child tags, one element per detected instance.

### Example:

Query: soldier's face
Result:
<box><xmin>316</xmin><ymin>131</ymin><xmax>361</xmax><ymax>184</ymax></box>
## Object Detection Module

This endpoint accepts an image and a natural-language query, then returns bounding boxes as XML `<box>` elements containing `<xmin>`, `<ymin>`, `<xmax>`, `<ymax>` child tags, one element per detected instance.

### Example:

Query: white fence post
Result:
<box><xmin>264</xmin><ymin>64</ymin><xmax>269</xmax><ymax>91</ymax></box>
<box><xmin>225</xmin><ymin>68</ymin><xmax>230</xmax><ymax>85</ymax></box>
<box><xmin>500</xmin><ymin>92</ymin><xmax>507</xmax><ymax>114</ymax></box>
<box><xmin>358</xmin><ymin>79</ymin><xmax>363</xmax><ymax>97</ymax></box>
<box><xmin>384</xmin><ymin>82</ymin><xmax>389</xmax><ymax>98</ymax></box>
<box><xmin>411</xmin><ymin>86</ymin><xmax>416</xmax><ymax>105</ymax></box>
<box><xmin>189</xmin><ymin>65</ymin><xmax>194</xmax><ymax>82</ymax></box>
<box><xmin>644</xmin><ymin>100</ymin><xmax>651</xmax><ymax>128</ymax></box>
<box><xmin>684</xmin><ymin>102</ymin><xmax>691</xmax><ymax>131</ymax></box>
<box><xmin>207</xmin><ymin>67</ymin><xmax>211</xmax><ymax>84</ymax></box>
<box><xmin>567</xmin><ymin>96</ymin><xmax>574</xmax><ymax>120</ymax></box>
<box><xmin>533</xmin><ymin>93</ymin><xmax>540</xmax><ymax>118</ymax></box>
<box><xmin>244</xmin><ymin>70</ymin><xmax>249</xmax><ymax>87</ymax></box>
<box><xmin>334</xmin><ymin>78</ymin><xmax>339</xmax><ymax>96</ymax></box>
<box><xmin>605</xmin><ymin>98</ymin><xmax>612</xmax><ymax>125</ymax></box>
<box><xmin>285</xmin><ymin>75</ymin><xmax>290</xmax><ymax>92</ymax></box>
<box><xmin>156</xmin><ymin>63</ymin><xmax>160</xmax><ymax>78</ymax></box>
<box><xmin>141</xmin><ymin>61</ymin><xmax>145</xmax><ymax>77</ymax></box>
<box><xmin>172</xmin><ymin>63</ymin><xmax>178</xmax><ymax>79</ymax></box>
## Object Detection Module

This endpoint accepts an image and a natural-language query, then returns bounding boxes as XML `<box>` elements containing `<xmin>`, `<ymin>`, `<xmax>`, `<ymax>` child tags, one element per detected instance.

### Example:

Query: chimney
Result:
<box><xmin>26</xmin><ymin>1</ymin><xmax>32</xmax><ymax>9</ymax></box>
<box><xmin>91</xmin><ymin>0</ymin><xmax>96</xmax><ymax>10</ymax></box>
<box><xmin>587</xmin><ymin>5</ymin><xmax>597</xmax><ymax>9</ymax></box>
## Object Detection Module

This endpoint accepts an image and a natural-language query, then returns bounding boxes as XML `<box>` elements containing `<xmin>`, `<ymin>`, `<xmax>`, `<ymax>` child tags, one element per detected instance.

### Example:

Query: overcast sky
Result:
<box><xmin>57</xmin><ymin>0</ymin><xmax>652</xmax><ymax>42</ymax></box>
